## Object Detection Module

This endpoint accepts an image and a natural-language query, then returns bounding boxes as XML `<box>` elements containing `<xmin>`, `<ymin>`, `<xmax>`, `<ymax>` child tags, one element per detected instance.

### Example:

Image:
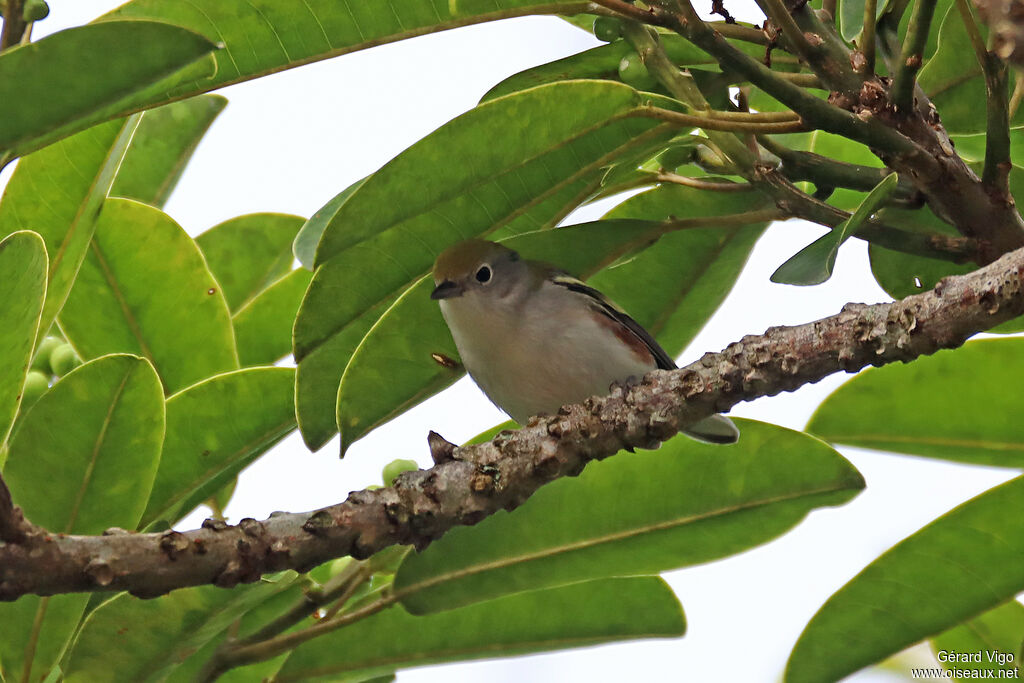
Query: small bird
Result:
<box><xmin>430</xmin><ymin>239</ymin><xmax>738</xmax><ymax>444</ymax></box>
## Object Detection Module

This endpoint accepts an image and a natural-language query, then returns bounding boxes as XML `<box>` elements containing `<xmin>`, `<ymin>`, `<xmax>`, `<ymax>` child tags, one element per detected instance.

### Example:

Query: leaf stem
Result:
<box><xmin>654</xmin><ymin>172</ymin><xmax>757</xmax><ymax>191</ymax></box>
<box><xmin>639</xmin><ymin>106</ymin><xmax>807</xmax><ymax>133</ymax></box>
<box><xmin>891</xmin><ymin>0</ymin><xmax>939</xmax><ymax>112</ymax></box>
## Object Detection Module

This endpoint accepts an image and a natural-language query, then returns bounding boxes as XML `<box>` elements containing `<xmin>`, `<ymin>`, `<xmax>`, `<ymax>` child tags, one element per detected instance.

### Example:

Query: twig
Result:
<box><xmin>0</xmin><ymin>0</ymin><xmax>27</xmax><ymax>50</ymax></box>
<box><xmin>891</xmin><ymin>0</ymin><xmax>939</xmax><ymax>112</ymax></box>
<box><xmin>756</xmin><ymin>0</ymin><xmax>818</xmax><ymax>66</ymax></box>
<box><xmin>955</xmin><ymin>0</ymin><xmax>1012</xmax><ymax>195</ymax></box>
<box><xmin>6</xmin><ymin>240</ymin><xmax>1024</xmax><ymax>601</ymax></box>
<box><xmin>862</xmin><ymin>0</ymin><xmax>879</xmax><ymax>74</ymax></box>
<box><xmin>758</xmin><ymin>135</ymin><xmax>916</xmax><ymax>197</ymax></box>
<box><xmin>0</xmin><ymin>473</ymin><xmax>38</xmax><ymax>544</ymax></box>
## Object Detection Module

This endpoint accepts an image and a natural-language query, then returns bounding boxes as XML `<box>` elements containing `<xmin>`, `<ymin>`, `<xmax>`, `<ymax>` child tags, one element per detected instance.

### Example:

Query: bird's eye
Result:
<box><xmin>475</xmin><ymin>265</ymin><xmax>492</xmax><ymax>283</ymax></box>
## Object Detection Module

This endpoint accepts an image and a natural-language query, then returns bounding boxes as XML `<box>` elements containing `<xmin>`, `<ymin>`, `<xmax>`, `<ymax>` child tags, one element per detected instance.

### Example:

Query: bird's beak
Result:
<box><xmin>431</xmin><ymin>280</ymin><xmax>464</xmax><ymax>300</ymax></box>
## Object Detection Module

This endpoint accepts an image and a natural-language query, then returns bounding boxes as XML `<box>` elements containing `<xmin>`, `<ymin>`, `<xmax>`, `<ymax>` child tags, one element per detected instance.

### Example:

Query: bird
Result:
<box><xmin>430</xmin><ymin>239</ymin><xmax>738</xmax><ymax>444</ymax></box>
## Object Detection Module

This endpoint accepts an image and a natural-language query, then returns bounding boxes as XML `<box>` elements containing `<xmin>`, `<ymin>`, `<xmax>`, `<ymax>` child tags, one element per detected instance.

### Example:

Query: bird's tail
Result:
<box><xmin>683</xmin><ymin>414</ymin><xmax>740</xmax><ymax>444</ymax></box>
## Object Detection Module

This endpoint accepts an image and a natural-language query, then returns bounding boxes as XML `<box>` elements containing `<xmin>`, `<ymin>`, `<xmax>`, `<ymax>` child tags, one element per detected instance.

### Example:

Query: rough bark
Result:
<box><xmin>2</xmin><ymin>245</ymin><xmax>1024</xmax><ymax>601</ymax></box>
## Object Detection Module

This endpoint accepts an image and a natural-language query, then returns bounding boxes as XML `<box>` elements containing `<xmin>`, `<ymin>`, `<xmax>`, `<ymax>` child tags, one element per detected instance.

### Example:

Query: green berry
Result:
<box><xmin>382</xmin><ymin>458</ymin><xmax>419</xmax><ymax>486</ymax></box>
<box><xmin>592</xmin><ymin>16</ymin><xmax>622</xmax><ymax>42</ymax></box>
<box><xmin>49</xmin><ymin>343</ymin><xmax>81</xmax><ymax>377</ymax></box>
<box><xmin>22</xmin><ymin>370</ymin><xmax>49</xmax><ymax>409</ymax></box>
<box><xmin>22</xmin><ymin>0</ymin><xmax>48</xmax><ymax>22</ymax></box>
<box><xmin>618</xmin><ymin>53</ymin><xmax>658</xmax><ymax>91</ymax></box>
<box><xmin>31</xmin><ymin>336</ymin><xmax>62</xmax><ymax>373</ymax></box>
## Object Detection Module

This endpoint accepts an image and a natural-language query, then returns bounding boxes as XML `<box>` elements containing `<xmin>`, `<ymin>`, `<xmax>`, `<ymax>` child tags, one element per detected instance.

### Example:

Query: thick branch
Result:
<box><xmin>4</xmin><ymin>246</ymin><xmax>1024</xmax><ymax>600</ymax></box>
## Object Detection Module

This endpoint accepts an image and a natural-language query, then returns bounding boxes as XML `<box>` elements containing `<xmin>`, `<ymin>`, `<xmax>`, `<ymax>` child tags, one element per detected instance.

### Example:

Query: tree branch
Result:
<box><xmin>5</xmin><ymin>245</ymin><xmax>1024</xmax><ymax>601</ymax></box>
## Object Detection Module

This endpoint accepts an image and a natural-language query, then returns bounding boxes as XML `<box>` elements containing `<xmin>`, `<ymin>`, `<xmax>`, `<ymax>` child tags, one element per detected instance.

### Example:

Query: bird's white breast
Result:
<box><xmin>439</xmin><ymin>282</ymin><xmax>656</xmax><ymax>424</ymax></box>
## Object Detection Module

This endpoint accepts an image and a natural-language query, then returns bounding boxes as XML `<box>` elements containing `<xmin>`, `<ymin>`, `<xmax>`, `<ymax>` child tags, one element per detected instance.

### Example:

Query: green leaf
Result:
<box><xmin>100</xmin><ymin>0</ymin><xmax>584</xmax><ymax>123</ymax></box>
<box><xmin>293</xmin><ymin>177</ymin><xmax>369</xmax><ymax>271</ymax></box>
<box><xmin>808</xmin><ymin>338</ymin><xmax>1024</xmax><ymax>466</ymax></box>
<box><xmin>233</xmin><ymin>268</ymin><xmax>313</xmax><ymax>367</ymax></box>
<box><xmin>931</xmin><ymin>600</ymin><xmax>1024</xmax><ymax>677</ymax></box>
<box><xmin>196</xmin><ymin>213</ymin><xmax>306</xmax><ymax>312</ymax></box>
<box><xmin>4</xmin><ymin>354</ymin><xmax>164</xmax><ymax>533</ymax></box>
<box><xmin>141</xmin><ymin>367</ymin><xmax>295</xmax><ymax>528</ymax></box>
<box><xmin>65</xmin><ymin>575</ymin><xmax>297</xmax><ymax>683</ymax></box>
<box><xmin>336</xmin><ymin>219</ymin><xmax>674</xmax><ymax>453</ymax></box>
<box><xmin>0</xmin><ymin>116</ymin><xmax>139</xmax><ymax>344</ymax></box>
<box><xmin>110</xmin><ymin>95</ymin><xmax>228</xmax><ymax>209</ymax></box>
<box><xmin>785</xmin><ymin>474</ymin><xmax>1024</xmax><ymax>683</ymax></box>
<box><xmin>805</xmin><ymin>129</ymin><xmax>888</xmax><ymax>211</ymax></box>
<box><xmin>58</xmin><ymin>198</ymin><xmax>238</xmax><ymax>395</ymax></box>
<box><xmin>0</xmin><ymin>354</ymin><xmax>163</xmax><ymax>682</ymax></box>
<box><xmin>592</xmin><ymin>184</ymin><xmax>772</xmax><ymax>355</ymax></box>
<box><xmin>395</xmin><ymin>420</ymin><xmax>862</xmax><ymax>614</ymax></box>
<box><xmin>276</xmin><ymin>578</ymin><xmax>684</xmax><ymax>681</ymax></box>
<box><xmin>294</xmin><ymin>80</ymin><xmax>675</xmax><ymax>450</ymax></box>
<box><xmin>0</xmin><ymin>231</ymin><xmax>47</xmax><ymax>446</ymax></box>
<box><xmin>918</xmin><ymin>4</ymin><xmax>1023</xmax><ymax>134</ymax></box>
<box><xmin>0</xmin><ymin>21</ymin><xmax>217</xmax><ymax>159</ymax></box>
<box><xmin>772</xmin><ymin>172</ymin><xmax>898</xmax><ymax>285</ymax></box>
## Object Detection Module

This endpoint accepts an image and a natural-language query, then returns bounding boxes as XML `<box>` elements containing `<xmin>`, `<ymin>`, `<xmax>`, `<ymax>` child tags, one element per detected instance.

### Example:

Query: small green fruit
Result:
<box><xmin>592</xmin><ymin>16</ymin><xmax>622</xmax><ymax>42</ymax></box>
<box><xmin>22</xmin><ymin>370</ymin><xmax>49</xmax><ymax>409</ymax></box>
<box><xmin>31</xmin><ymin>336</ymin><xmax>62</xmax><ymax>373</ymax></box>
<box><xmin>618</xmin><ymin>53</ymin><xmax>658</xmax><ymax>91</ymax></box>
<box><xmin>22</xmin><ymin>0</ymin><xmax>48</xmax><ymax>22</ymax></box>
<box><xmin>382</xmin><ymin>458</ymin><xmax>419</xmax><ymax>486</ymax></box>
<box><xmin>49</xmin><ymin>343</ymin><xmax>81</xmax><ymax>377</ymax></box>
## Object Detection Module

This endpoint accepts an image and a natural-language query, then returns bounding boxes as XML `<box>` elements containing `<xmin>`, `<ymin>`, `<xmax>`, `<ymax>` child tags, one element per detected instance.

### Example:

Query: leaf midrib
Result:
<box><xmin>397</xmin><ymin>480</ymin><xmax>858</xmax><ymax>599</ymax></box>
<box><xmin>64</xmin><ymin>367</ymin><xmax>132</xmax><ymax>533</ymax></box>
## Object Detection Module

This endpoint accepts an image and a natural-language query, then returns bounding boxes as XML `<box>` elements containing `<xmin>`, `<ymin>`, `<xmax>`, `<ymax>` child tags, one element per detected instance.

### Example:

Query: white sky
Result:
<box><xmin>4</xmin><ymin>2</ymin><xmax>1018</xmax><ymax>681</ymax></box>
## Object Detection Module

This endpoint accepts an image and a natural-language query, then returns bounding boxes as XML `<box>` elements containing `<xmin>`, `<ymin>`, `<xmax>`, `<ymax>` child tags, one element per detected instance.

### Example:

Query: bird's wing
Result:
<box><xmin>551</xmin><ymin>273</ymin><xmax>677</xmax><ymax>371</ymax></box>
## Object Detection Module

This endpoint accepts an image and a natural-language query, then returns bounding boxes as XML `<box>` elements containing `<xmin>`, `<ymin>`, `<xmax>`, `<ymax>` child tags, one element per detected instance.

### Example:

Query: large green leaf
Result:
<box><xmin>918</xmin><ymin>3</ymin><xmax>1023</xmax><ymax>134</ymax></box>
<box><xmin>276</xmin><ymin>578</ymin><xmax>684</xmax><ymax>681</ymax></box>
<box><xmin>0</xmin><ymin>354</ymin><xmax>164</xmax><ymax>682</ymax></box>
<box><xmin>395</xmin><ymin>420</ymin><xmax>862</xmax><ymax>614</ymax></box>
<box><xmin>808</xmin><ymin>338</ymin><xmax>1024</xmax><ymax>466</ymax></box>
<box><xmin>294</xmin><ymin>80</ymin><xmax>675</xmax><ymax>450</ymax></box>
<box><xmin>234</xmin><ymin>269</ymin><xmax>313</xmax><ymax>367</ymax></box>
<box><xmin>65</xmin><ymin>574</ymin><xmax>297</xmax><ymax>683</ymax></box>
<box><xmin>785</xmin><ymin>474</ymin><xmax>1024</xmax><ymax>683</ymax></box>
<box><xmin>931</xmin><ymin>600</ymin><xmax>1024</xmax><ymax>678</ymax></box>
<box><xmin>591</xmin><ymin>184</ymin><xmax>772</xmax><ymax>355</ymax></box>
<box><xmin>772</xmin><ymin>172</ymin><xmax>899</xmax><ymax>285</ymax></box>
<box><xmin>110</xmin><ymin>95</ymin><xmax>228</xmax><ymax>209</ymax></box>
<box><xmin>140</xmin><ymin>367</ymin><xmax>296</xmax><ymax>528</ymax></box>
<box><xmin>0</xmin><ymin>21</ymin><xmax>217</xmax><ymax>159</ymax></box>
<box><xmin>0</xmin><ymin>231</ymin><xmax>47</xmax><ymax>446</ymax></box>
<box><xmin>196</xmin><ymin>213</ymin><xmax>305</xmax><ymax>312</ymax></box>
<box><xmin>99</xmin><ymin>0</ymin><xmax>585</xmax><ymax>122</ymax></box>
<box><xmin>58</xmin><ymin>198</ymin><xmax>238</xmax><ymax>395</ymax></box>
<box><xmin>336</xmin><ymin>219</ymin><xmax>685</xmax><ymax>454</ymax></box>
<box><xmin>0</xmin><ymin>117</ymin><xmax>139</xmax><ymax>343</ymax></box>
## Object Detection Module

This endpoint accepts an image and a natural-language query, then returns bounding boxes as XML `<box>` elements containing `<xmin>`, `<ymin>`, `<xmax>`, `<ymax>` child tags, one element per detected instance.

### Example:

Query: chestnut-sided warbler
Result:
<box><xmin>431</xmin><ymin>239</ymin><xmax>739</xmax><ymax>444</ymax></box>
